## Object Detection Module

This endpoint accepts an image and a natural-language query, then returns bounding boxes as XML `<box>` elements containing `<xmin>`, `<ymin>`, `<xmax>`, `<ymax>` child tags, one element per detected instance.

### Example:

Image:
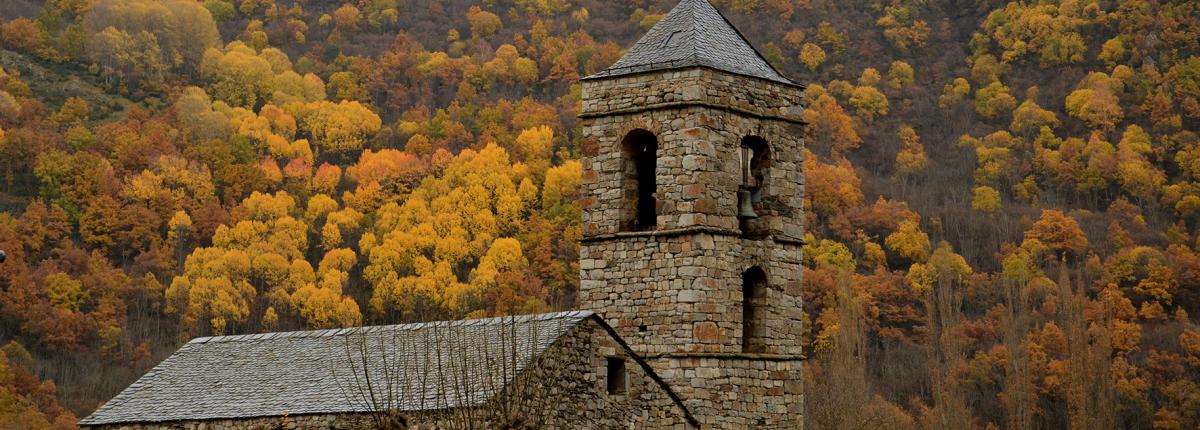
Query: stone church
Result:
<box><xmin>79</xmin><ymin>0</ymin><xmax>805</xmax><ymax>429</ymax></box>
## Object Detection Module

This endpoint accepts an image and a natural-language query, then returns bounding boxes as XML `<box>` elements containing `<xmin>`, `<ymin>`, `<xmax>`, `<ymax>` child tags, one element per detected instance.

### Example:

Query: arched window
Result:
<box><xmin>742</xmin><ymin>266</ymin><xmax>768</xmax><ymax>353</ymax></box>
<box><xmin>738</xmin><ymin>136</ymin><xmax>770</xmax><ymax>235</ymax></box>
<box><xmin>622</xmin><ymin>130</ymin><xmax>658</xmax><ymax>231</ymax></box>
<box><xmin>740</xmin><ymin>136</ymin><xmax>770</xmax><ymax>207</ymax></box>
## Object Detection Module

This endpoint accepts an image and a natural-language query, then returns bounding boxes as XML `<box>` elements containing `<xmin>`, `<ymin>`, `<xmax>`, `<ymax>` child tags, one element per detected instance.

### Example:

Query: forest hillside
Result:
<box><xmin>0</xmin><ymin>0</ymin><xmax>1198</xmax><ymax>429</ymax></box>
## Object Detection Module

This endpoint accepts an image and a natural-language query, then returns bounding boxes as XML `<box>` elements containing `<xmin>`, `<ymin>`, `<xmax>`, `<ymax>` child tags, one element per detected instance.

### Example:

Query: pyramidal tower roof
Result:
<box><xmin>586</xmin><ymin>0</ymin><xmax>797</xmax><ymax>86</ymax></box>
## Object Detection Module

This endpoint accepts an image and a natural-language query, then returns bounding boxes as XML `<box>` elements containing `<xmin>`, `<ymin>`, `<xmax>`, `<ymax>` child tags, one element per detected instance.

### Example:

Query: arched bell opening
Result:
<box><xmin>622</xmin><ymin>129</ymin><xmax>658</xmax><ymax>231</ymax></box>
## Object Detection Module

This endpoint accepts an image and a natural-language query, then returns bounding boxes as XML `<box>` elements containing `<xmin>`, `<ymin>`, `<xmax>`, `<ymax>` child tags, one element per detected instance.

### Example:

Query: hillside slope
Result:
<box><xmin>0</xmin><ymin>0</ymin><xmax>1198</xmax><ymax>428</ymax></box>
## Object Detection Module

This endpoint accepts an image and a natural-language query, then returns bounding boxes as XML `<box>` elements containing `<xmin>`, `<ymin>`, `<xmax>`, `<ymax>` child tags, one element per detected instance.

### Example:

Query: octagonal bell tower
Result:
<box><xmin>577</xmin><ymin>0</ymin><xmax>806</xmax><ymax>428</ymax></box>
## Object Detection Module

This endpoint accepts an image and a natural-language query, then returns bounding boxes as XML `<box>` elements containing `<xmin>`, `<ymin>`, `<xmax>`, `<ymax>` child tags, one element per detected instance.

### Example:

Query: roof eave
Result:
<box><xmin>581</xmin><ymin>64</ymin><xmax>805</xmax><ymax>90</ymax></box>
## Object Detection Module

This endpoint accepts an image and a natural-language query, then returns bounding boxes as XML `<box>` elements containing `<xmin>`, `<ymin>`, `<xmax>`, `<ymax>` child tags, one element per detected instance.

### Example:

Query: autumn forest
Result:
<box><xmin>0</xmin><ymin>0</ymin><xmax>1198</xmax><ymax>428</ymax></box>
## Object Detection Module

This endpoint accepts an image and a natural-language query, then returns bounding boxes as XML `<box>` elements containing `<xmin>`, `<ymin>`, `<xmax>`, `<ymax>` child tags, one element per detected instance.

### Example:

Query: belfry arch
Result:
<box><xmin>742</xmin><ymin>266</ymin><xmax>768</xmax><ymax>353</ymax></box>
<box><xmin>622</xmin><ymin>129</ymin><xmax>658</xmax><ymax>231</ymax></box>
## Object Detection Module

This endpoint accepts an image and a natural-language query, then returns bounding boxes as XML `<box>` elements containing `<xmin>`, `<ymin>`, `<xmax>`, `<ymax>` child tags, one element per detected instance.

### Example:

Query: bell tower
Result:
<box><xmin>578</xmin><ymin>0</ymin><xmax>805</xmax><ymax>428</ymax></box>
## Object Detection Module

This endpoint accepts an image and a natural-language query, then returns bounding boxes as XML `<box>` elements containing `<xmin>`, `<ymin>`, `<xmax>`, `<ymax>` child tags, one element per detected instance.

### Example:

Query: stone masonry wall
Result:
<box><xmin>528</xmin><ymin>318</ymin><xmax>696</xmax><ymax>429</ymax></box>
<box><xmin>580</xmin><ymin>68</ymin><xmax>805</xmax><ymax>122</ymax></box>
<box><xmin>653</xmin><ymin>356</ymin><xmax>803</xmax><ymax>430</ymax></box>
<box><xmin>580</xmin><ymin>66</ymin><xmax>806</xmax><ymax>428</ymax></box>
<box><xmin>579</xmin><ymin>233</ymin><xmax>803</xmax><ymax>356</ymax></box>
<box><xmin>580</xmin><ymin>69</ymin><xmax>805</xmax><ymax>241</ymax></box>
<box><xmin>579</xmin><ymin>66</ymin><xmax>806</xmax><ymax>356</ymax></box>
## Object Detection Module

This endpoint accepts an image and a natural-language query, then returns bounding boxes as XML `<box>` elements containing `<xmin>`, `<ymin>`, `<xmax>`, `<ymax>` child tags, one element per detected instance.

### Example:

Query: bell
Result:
<box><xmin>737</xmin><ymin>189</ymin><xmax>758</xmax><ymax>219</ymax></box>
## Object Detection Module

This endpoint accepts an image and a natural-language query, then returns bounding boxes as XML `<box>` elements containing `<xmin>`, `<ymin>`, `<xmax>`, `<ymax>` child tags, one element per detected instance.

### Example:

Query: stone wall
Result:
<box><xmin>579</xmin><ymin>233</ymin><xmax>803</xmax><ymax>356</ymax></box>
<box><xmin>580</xmin><ymin>68</ymin><xmax>805</xmax><ymax>122</ymax></box>
<box><xmin>653</xmin><ymin>356</ymin><xmax>803</xmax><ymax>430</ymax></box>
<box><xmin>526</xmin><ymin>318</ymin><xmax>696</xmax><ymax>429</ymax></box>
<box><xmin>579</xmin><ymin>66</ymin><xmax>806</xmax><ymax>428</ymax></box>
<box><xmin>579</xmin><ymin>69</ymin><xmax>806</xmax><ymax>241</ymax></box>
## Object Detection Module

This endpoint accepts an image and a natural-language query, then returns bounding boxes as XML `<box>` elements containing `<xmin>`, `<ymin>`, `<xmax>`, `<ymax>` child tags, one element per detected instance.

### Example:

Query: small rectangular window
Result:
<box><xmin>606</xmin><ymin>357</ymin><xmax>627</xmax><ymax>395</ymax></box>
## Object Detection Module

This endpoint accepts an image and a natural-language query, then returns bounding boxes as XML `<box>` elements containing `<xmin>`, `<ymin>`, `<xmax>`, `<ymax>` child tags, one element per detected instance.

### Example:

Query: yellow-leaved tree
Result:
<box><xmin>301</xmin><ymin>100</ymin><xmax>382</xmax><ymax>155</ymax></box>
<box><xmin>894</xmin><ymin>125</ymin><xmax>927</xmax><ymax>176</ymax></box>
<box><xmin>166</xmin><ymin>191</ymin><xmax>362</xmax><ymax>336</ymax></box>
<box><xmin>363</xmin><ymin>143</ymin><xmax>536</xmax><ymax>320</ymax></box>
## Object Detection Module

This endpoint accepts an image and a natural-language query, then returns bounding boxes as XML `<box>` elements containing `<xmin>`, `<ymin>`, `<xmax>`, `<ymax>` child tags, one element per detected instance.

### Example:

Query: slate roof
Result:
<box><xmin>80</xmin><ymin>311</ymin><xmax>594</xmax><ymax>426</ymax></box>
<box><xmin>584</xmin><ymin>0</ymin><xmax>797</xmax><ymax>86</ymax></box>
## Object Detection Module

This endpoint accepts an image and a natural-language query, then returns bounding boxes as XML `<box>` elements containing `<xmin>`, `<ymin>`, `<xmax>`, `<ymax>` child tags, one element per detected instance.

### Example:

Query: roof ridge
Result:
<box><xmin>187</xmin><ymin>311</ymin><xmax>593</xmax><ymax>344</ymax></box>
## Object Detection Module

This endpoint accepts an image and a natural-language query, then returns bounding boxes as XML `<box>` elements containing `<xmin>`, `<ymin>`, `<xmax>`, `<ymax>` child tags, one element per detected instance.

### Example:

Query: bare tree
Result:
<box><xmin>805</xmin><ymin>270</ymin><xmax>913</xmax><ymax>430</ymax></box>
<box><xmin>924</xmin><ymin>264</ymin><xmax>975</xmax><ymax>430</ymax></box>
<box><xmin>337</xmin><ymin>316</ymin><xmax>605</xmax><ymax>430</ymax></box>
<box><xmin>1000</xmin><ymin>266</ymin><xmax>1033</xmax><ymax>430</ymax></box>
<box><xmin>1058</xmin><ymin>264</ymin><xmax>1116</xmax><ymax>430</ymax></box>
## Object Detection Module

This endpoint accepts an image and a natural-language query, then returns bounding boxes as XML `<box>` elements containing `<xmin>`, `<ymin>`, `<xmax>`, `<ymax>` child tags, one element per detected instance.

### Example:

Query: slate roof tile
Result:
<box><xmin>585</xmin><ymin>0</ymin><xmax>796</xmax><ymax>86</ymax></box>
<box><xmin>80</xmin><ymin>311</ymin><xmax>594</xmax><ymax>426</ymax></box>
